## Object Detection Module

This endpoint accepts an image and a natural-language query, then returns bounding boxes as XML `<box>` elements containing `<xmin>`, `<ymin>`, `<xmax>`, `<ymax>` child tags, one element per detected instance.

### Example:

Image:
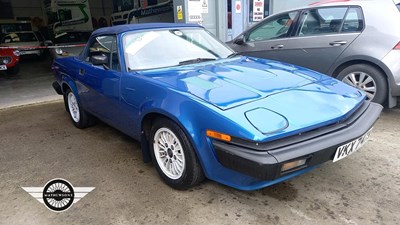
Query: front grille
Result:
<box><xmin>0</xmin><ymin>56</ymin><xmax>12</xmax><ymax>65</ymax></box>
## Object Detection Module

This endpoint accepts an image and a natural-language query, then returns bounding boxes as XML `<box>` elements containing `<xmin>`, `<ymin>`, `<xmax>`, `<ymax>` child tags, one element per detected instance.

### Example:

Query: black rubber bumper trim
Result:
<box><xmin>213</xmin><ymin>102</ymin><xmax>383</xmax><ymax>180</ymax></box>
<box><xmin>52</xmin><ymin>81</ymin><xmax>63</xmax><ymax>95</ymax></box>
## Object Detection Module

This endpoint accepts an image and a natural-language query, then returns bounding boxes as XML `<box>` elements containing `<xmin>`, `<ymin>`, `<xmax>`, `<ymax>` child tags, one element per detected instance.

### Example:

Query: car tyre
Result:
<box><xmin>64</xmin><ymin>89</ymin><xmax>95</xmax><ymax>129</ymax></box>
<box><xmin>6</xmin><ymin>64</ymin><xmax>19</xmax><ymax>75</ymax></box>
<box><xmin>149</xmin><ymin>118</ymin><xmax>205</xmax><ymax>190</ymax></box>
<box><xmin>336</xmin><ymin>64</ymin><xmax>387</xmax><ymax>105</ymax></box>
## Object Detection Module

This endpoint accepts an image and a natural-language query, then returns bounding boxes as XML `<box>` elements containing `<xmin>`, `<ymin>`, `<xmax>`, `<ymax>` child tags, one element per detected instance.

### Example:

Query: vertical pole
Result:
<box><xmin>231</xmin><ymin>0</ymin><xmax>245</xmax><ymax>38</ymax></box>
<box><xmin>216</xmin><ymin>0</ymin><xmax>227</xmax><ymax>42</ymax></box>
<box><xmin>173</xmin><ymin>0</ymin><xmax>186</xmax><ymax>23</ymax></box>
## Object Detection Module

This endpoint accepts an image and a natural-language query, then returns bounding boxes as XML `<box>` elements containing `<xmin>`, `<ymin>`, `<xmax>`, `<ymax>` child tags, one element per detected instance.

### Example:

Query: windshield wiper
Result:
<box><xmin>178</xmin><ymin>58</ymin><xmax>216</xmax><ymax>65</ymax></box>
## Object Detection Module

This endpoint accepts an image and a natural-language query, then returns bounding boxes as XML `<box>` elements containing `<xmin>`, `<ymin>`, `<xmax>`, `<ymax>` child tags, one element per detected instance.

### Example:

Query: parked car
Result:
<box><xmin>52</xmin><ymin>23</ymin><xmax>382</xmax><ymax>190</ymax></box>
<box><xmin>0</xmin><ymin>48</ymin><xmax>20</xmax><ymax>75</ymax></box>
<box><xmin>49</xmin><ymin>31</ymin><xmax>91</xmax><ymax>59</ymax></box>
<box><xmin>227</xmin><ymin>0</ymin><xmax>400</xmax><ymax>107</ymax></box>
<box><xmin>0</xmin><ymin>31</ymin><xmax>46</xmax><ymax>58</ymax></box>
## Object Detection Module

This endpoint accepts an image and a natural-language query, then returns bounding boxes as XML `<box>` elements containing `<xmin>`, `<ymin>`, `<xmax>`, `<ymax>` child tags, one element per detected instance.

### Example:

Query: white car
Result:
<box><xmin>0</xmin><ymin>31</ymin><xmax>45</xmax><ymax>57</ymax></box>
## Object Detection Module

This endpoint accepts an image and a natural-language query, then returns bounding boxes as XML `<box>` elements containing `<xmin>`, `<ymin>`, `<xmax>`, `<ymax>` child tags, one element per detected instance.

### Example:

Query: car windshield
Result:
<box><xmin>2</xmin><ymin>32</ymin><xmax>37</xmax><ymax>43</ymax></box>
<box><xmin>17</xmin><ymin>33</ymin><xmax>38</xmax><ymax>42</ymax></box>
<box><xmin>53</xmin><ymin>32</ymin><xmax>91</xmax><ymax>44</ymax></box>
<box><xmin>123</xmin><ymin>28</ymin><xmax>234</xmax><ymax>70</ymax></box>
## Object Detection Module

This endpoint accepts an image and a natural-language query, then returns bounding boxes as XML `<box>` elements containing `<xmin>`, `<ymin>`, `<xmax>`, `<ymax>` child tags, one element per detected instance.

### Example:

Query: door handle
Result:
<box><xmin>329</xmin><ymin>41</ymin><xmax>347</xmax><ymax>46</ymax></box>
<box><xmin>271</xmin><ymin>44</ymin><xmax>284</xmax><ymax>49</ymax></box>
<box><xmin>79</xmin><ymin>68</ymin><xmax>85</xmax><ymax>76</ymax></box>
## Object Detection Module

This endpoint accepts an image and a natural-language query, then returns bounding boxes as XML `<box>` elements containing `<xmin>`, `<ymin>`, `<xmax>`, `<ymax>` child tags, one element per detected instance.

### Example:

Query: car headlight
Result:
<box><xmin>55</xmin><ymin>48</ymin><xmax>63</xmax><ymax>55</ymax></box>
<box><xmin>13</xmin><ymin>50</ymin><xmax>20</xmax><ymax>56</ymax></box>
<box><xmin>2</xmin><ymin>58</ymin><xmax>10</xmax><ymax>64</ymax></box>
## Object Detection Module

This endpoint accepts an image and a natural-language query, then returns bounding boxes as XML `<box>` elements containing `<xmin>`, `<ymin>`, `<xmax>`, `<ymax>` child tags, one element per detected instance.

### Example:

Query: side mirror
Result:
<box><xmin>91</xmin><ymin>54</ymin><xmax>108</xmax><ymax>66</ymax></box>
<box><xmin>44</xmin><ymin>40</ymin><xmax>53</xmax><ymax>46</ymax></box>
<box><xmin>234</xmin><ymin>35</ymin><xmax>245</xmax><ymax>45</ymax></box>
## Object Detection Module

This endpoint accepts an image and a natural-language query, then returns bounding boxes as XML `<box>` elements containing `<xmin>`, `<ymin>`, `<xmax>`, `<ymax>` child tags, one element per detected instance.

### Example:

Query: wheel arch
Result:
<box><xmin>60</xmin><ymin>78</ymin><xmax>80</xmax><ymax>100</ymax></box>
<box><xmin>139</xmin><ymin>111</ymin><xmax>201</xmax><ymax>166</ymax></box>
<box><xmin>330</xmin><ymin>58</ymin><xmax>395</xmax><ymax>107</ymax></box>
<box><xmin>331</xmin><ymin>59</ymin><xmax>386</xmax><ymax>79</ymax></box>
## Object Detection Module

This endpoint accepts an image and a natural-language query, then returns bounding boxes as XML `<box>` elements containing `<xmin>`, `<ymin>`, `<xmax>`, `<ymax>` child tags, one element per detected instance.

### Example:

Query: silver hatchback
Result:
<box><xmin>227</xmin><ymin>0</ymin><xmax>400</xmax><ymax>107</ymax></box>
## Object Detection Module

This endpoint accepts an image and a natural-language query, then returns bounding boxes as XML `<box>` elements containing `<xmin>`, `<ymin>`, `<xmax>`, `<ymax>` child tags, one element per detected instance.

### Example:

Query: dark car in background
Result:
<box><xmin>49</xmin><ymin>31</ymin><xmax>91</xmax><ymax>59</ymax></box>
<box><xmin>227</xmin><ymin>0</ymin><xmax>400</xmax><ymax>107</ymax></box>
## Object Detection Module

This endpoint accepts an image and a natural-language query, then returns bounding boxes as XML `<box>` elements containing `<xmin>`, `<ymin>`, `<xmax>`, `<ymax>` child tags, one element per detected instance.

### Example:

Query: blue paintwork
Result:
<box><xmin>53</xmin><ymin>23</ymin><xmax>366</xmax><ymax>190</ymax></box>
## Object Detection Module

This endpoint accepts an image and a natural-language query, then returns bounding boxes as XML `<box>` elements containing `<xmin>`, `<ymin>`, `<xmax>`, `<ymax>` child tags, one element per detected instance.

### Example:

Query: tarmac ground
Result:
<box><xmin>0</xmin><ymin>101</ymin><xmax>399</xmax><ymax>225</ymax></box>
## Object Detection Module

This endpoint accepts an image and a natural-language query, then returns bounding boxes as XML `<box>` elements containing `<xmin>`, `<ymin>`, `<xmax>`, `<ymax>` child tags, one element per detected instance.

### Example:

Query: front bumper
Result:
<box><xmin>212</xmin><ymin>101</ymin><xmax>382</xmax><ymax>181</ymax></box>
<box><xmin>19</xmin><ymin>49</ymin><xmax>42</xmax><ymax>56</ymax></box>
<box><xmin>382</xmin><ymin>50</ymin><xmax>400</xmax><ymax>97</ymax></box>
<box><xmin>0</xmin><ymin>55</ymin><xmax>18</xmax><ymax>69</ymax></box>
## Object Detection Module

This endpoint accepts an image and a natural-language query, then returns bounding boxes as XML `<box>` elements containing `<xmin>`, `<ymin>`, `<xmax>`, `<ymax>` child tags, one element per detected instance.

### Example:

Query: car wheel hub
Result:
<box><xmin>342</xmin><ymin>72</ymin><xmax>376</xmax><ymax>101</ymax></box>
<box><xmin>68</xmin><ymin>92</ymin><xmax>80</xmax><ymax>123</ymax></box>
<box><xmin>153</xmin><ymin>128</ymin><xmax>185</xmax><ymax>180</ymax></box>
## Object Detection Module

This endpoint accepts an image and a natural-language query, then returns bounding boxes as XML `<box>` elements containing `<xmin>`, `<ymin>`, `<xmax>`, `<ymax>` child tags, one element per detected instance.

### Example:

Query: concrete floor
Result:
<box><xmin>0</xmin><ymin>102</ymin><xmax>399</xmax><ymax>225</ymax></box>
<box><xmin>0</xmin><ymin>56</ymin><xmax>62</xmax><ymax>109</ymax></box>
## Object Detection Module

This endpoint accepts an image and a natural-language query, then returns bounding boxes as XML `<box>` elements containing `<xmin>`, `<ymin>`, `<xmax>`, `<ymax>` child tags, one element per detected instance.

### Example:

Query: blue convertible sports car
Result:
<box><xmin>52</xmin><ymin>23</ymin><xmax>382</xmax><ymax>191</ymax></box>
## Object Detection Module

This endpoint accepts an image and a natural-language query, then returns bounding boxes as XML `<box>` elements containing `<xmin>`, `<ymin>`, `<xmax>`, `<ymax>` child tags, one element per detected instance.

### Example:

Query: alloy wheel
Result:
<box><xmin>153</xmin><ymin>127</ymin><xmax>185</xmax><ymax>180</ymax></box>
<box><xmin>342</xmin><ymin>71</ymin><xmax>376</xmax><ymax>101</ymax></box>
<box><xmin>68</xmin><ymin>92</ymin><xmax>80</xmax><ymax>123</ymax></box>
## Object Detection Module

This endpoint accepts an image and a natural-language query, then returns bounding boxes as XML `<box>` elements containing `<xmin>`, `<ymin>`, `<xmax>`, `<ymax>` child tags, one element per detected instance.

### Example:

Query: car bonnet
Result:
<box><xmin>147</xmin><ymin>57</ymin><xmax>342</xmax><ymax>110</ymax></box>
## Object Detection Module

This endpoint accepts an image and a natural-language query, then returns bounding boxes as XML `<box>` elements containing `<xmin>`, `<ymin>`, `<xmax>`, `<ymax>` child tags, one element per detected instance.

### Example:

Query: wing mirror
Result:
<box><xmin>91</xmin><ymin>54</ymin><xmax>108</xmax><ymax>66</ymax></box>
<box><xmin>234</xmin><ymin>35</ymin><xmax>245</xmax><ymax>45</ymax></box>
<box><xmin>44</xmin><ymin>40</ymin><xmax>53</xmax><ymax>46</ymax></box>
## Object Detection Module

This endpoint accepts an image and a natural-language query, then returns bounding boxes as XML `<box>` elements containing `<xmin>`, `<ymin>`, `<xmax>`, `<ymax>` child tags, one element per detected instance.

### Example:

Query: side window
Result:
<box><xmin>298</xmin><ymin>7</ymin><xmax>347</xmax><ymax>36</ymax></box>
<box><xmin>111</xmin><ymin>37</ymin><xmax>121</xmax><ymax>71</ymax></box>
<box><xmin>247</xmin><ymin>12</ymin><xmax>298</xmax><ymax>42</ymax></box>
<box><xmin>342</xmin><ymin>7</ymin><xmax>364</xmax><ymax>33</ymax></box>
<box><xmin>85</xmin><ymin>35</ymin><xmax>117</xmax><ymax>70</ymax></box>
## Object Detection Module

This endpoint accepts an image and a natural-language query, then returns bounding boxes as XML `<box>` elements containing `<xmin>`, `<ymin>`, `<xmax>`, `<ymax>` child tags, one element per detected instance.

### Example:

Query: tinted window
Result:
<box><xmin>342</xmin><ymin>7</ymin><xmax>364</xmax><ymax>32</ymax></box>
<box><xmin>299</xmin><ymin>7</ymin><xmax>347</xmax><ymax>36</ymax></box>
<box><xmin>247</xmin><ymin>12</ymin><xmax>298</xmax><ymax>42</ymax></box>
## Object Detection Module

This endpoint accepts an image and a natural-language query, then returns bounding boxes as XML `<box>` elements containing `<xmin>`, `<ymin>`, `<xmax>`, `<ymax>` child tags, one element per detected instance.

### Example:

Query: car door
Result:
<box><xmin>229</xmin><ymin>11</ymin><xmax>299</xmax><ymax>61</ymax></box>
<box><xmin>282</xmin><ymin>6</ymin><xmax>364</xmax><ymax>74</ymax></box>
<box><xmin>76</xmin><ymin>35</ymin><xmax>122</xmax><ymax>124</ymax></box>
